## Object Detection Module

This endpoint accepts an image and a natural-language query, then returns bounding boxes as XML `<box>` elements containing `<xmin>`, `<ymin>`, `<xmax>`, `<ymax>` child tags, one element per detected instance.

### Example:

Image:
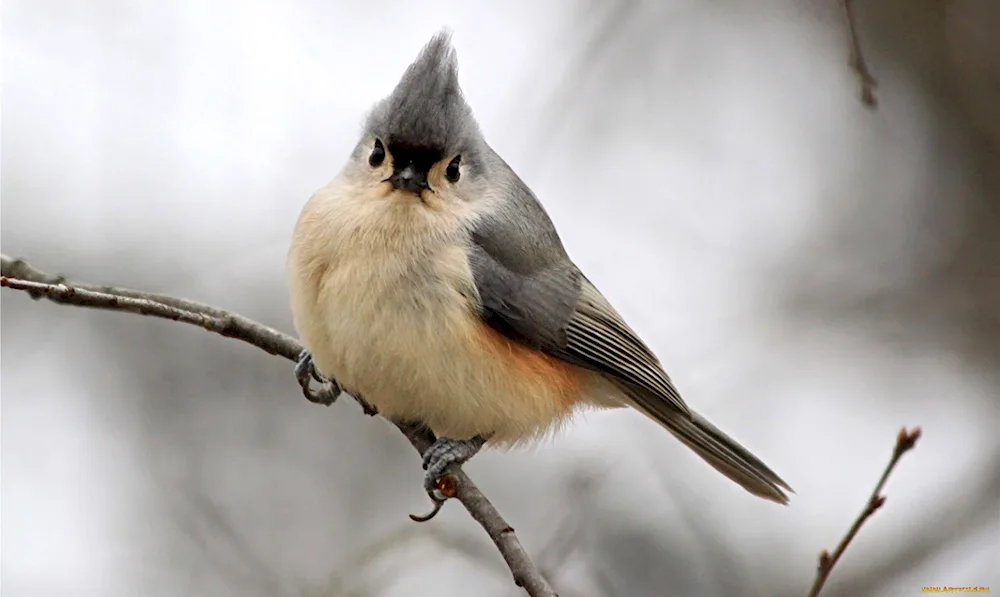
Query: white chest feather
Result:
<box><xmin>287</xmin><ymin>177</ymin><xmax>587</xmax><ymax>443</ymax></box>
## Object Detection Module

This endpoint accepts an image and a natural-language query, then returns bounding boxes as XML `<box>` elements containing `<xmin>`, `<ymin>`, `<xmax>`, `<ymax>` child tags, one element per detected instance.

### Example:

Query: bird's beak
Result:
<box><xmin>389</xmin><ymin>165</ymin><xmax>429</xmax><ymax>195</ymax></box>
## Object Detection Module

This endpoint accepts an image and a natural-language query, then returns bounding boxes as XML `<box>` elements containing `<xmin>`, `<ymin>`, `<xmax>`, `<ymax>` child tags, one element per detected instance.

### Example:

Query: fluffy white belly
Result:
<box><xmin>288</xmin><ymin>207</ymin><xmax>587</xmax><ymax>443</ymax></box>
<box><xmin>285</xmin><ymin>177</ymin><xmax>630</xmax><ymax>442</ymax></box>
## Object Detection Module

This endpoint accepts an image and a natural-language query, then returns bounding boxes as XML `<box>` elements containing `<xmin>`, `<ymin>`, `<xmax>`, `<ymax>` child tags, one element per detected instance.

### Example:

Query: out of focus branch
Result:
<box><xmin>842</xmin><ymin>0</ymin><xmax>878</xmax><ymax>108</ymax></box>
<box><xmin>807</xmin><ymin>427</ymin><xmax>922</xmax><ymax>597</ymax></box>
<box><xmin>0</xmin><ymin>254</ymin><xmax>558</xmax><ymax>597</ymax></box>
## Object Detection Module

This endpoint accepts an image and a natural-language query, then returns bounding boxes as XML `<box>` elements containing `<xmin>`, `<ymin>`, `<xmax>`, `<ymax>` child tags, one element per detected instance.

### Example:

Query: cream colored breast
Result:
<box><xmin>290</xmin><ymin>179</ymin><xmax>469</xmax><ymax>358</ymax></box>
<box><xmin>287</xmin><ymin>176</ymin><xmax>597</xmax><ymax>443</ymax></box>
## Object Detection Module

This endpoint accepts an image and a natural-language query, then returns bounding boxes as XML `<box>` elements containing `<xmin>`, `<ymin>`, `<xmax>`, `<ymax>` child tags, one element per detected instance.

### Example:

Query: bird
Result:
<box><xmin>286</xmin><ymin>30</ymin><xmax>792</xmax><ymax>508</ymax></box>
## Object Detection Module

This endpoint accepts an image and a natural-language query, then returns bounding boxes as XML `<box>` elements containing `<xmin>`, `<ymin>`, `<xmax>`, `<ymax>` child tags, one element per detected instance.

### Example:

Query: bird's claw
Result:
<box><xmin>410</xmin><ymin>435</ymin><xmax>486</xmax><ymax>523</ymax></box>
<box><xmin>409</xmin><ymin>499</ymin><xmax>446</xmax><ymax>523</ymax></box>
<box><xmin>295</xmin><ymin>350</ymin><xmax>340</xmax><ymax>406</ymax></box>
<box><xmin>413</xmin><ymin>435</ymin><xmax>487</xmax><ymax>514</ymax></box>
<box><xmin>294</xmin><ymin>350</ymin><xmax>379</xmax><ymax>415</ymax></box>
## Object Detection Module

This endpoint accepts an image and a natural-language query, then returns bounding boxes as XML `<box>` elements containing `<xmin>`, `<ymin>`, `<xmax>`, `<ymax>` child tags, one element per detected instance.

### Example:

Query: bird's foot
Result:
<box><xmin>294</xmin><ymin>350</ymin><xmax>378</xmax><ymax>415</ymax></box>
<box><xmin>295</xmin><ymin>350</ymin><xmax>340</xmax><ymax>406</ymax></box>
<box><xmin>410</xmin><ymin>435</ymin><xmax>488</xmax><ymax>522</ymax></box>
<box><xmin>423</xmin><ymin>435</ymin><xmax>487</xmax><ymax>495</ymax></box>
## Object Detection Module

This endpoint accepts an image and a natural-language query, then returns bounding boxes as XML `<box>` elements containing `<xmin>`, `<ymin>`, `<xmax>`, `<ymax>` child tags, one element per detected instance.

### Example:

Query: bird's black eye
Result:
<box><xmin>445</xmin><ymin>155</ymin><xmax>461</xmax><ymax>182</ymax></box>
<box><xmin>369</xmin><ymin>139</ymin><xmax>385</xmax><ymax>167</ymax></box>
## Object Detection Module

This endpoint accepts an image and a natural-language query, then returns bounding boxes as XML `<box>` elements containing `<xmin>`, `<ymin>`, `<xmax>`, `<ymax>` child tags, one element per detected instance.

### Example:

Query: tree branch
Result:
<box><xmin>842</xmin><ymin>0</ymin><xmax>878</xmax><ymax>108</ymax></box>
<box><xmin>1</xmin><ymin>253</ymin><xmax>558</xmax><ymax>597</ymax></box>
<box><xmin>806</xmin><ymin>426</ymin><xmax>921</xmax><ymax>597</ymax></box>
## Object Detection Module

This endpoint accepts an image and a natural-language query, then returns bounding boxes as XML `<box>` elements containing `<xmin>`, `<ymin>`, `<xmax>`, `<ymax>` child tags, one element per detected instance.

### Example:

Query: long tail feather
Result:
<box><xmin>628</xmin><ymin>396</ymin><xmax>792</xmax><ymax>504</ymax></box>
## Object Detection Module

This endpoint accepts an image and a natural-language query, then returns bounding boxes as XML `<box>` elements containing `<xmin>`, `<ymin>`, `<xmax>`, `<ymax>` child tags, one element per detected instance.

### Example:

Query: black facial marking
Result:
<box><xmin>388</xmin><ymin>142</ymin><xmax>443</xmax><ymax>179</ymax></box>
<box><xmin>386</xmin><ymin>142</ymin><xmax>442</xmax><ymax>194</ymax></box>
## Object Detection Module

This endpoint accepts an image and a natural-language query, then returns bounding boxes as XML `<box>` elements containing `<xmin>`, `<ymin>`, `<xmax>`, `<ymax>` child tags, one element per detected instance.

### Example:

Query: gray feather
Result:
<box><xmin>647</xmin><ymin>410</ymin><xmax>793</xmax><ymax>504</ymax></box>
<box><xmin>467</xmin><ymin>154</ymin><xmax>792</xmax><ymax>503</ymax></box>
<box><xmin>568</xmin><ymin>280</ymin><xmax>690</xmax><ymax>416</ymax></box>
<box><xmin>467</xmin><ymin>164</ymin><xmax>580</xmax><ymax>350</ymax></box>
<box><xmin>365</xmin><ymin>30</ymin><xmax>479</xmax><ymax>156</ymax></box>
<box><xmin>467</xmin><ymin>153</ymin><xmax>690</xmax><ymax>417</ymax></box>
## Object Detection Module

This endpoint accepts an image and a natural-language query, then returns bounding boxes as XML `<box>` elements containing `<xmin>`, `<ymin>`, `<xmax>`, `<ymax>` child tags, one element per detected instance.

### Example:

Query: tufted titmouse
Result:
<box><xmin>287</xmin><ymin>31</ymin><xmax>791</xmax><ymax>505</ymax></box>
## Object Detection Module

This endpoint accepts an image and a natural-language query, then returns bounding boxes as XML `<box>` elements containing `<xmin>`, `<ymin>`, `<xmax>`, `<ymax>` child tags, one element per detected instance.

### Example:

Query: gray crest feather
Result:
<box><xmin>365</xmin><ymin>30</ymin><xmax>478</xmax><ymax>153</ymax></box>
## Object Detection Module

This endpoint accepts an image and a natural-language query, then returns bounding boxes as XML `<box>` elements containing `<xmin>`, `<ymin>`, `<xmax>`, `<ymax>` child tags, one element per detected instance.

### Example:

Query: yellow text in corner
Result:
<box><xmin>922</xmin><ymin>588</ymin><xmax>991</xmax><ymax>594</ymax></box>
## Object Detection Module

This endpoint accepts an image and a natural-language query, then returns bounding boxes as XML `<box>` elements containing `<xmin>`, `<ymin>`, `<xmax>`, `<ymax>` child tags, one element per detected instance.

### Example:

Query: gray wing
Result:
<box><xmin>467</xmin><ymin>177</ymin><xmax>690</xmax><ymax>418</ymax></box>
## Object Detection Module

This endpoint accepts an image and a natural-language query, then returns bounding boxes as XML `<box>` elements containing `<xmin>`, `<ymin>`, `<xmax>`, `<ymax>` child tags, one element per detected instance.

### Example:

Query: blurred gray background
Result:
<box><xmin>3</xmin><ymin>0</ymin><xmax>998</xmax><ymax>596</ymax></box>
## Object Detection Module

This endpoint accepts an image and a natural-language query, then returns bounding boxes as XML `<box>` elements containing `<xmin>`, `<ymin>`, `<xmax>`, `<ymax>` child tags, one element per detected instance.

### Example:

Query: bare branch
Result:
<box><xmin>1</xmin><ymin>253</ymin><xmax>558</xmax><ymax>597</ymax></box>
<box><xmin>842</xmin><ymin>0</ymin><xmax>878</xmax><ymax>108</ymax></box>
<box><xmin>806</xmin><ymin>427</ymin><xmax>922</xmax><ymax>597</ymax></box>
<box><xmin>1</xmin><ymin>255</ymin><xmax>300</xmax><ymax>360</ymax></box>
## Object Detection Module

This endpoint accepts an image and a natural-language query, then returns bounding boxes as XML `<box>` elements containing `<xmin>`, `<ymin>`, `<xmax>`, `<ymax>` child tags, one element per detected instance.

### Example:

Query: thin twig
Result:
<box><xmin>806</xmin><ymin>426</ymin><xmax>921</xmax><ymax>597</ymax></box>
<box><xmin>0</xmin><ymin>253</ymin><xmax>558</xmax><ymax>597</ymax></box>
<box><xmin>842</xmin><ymin>0</ymin><xmax>878</xmax><ymax>108</ymax></box>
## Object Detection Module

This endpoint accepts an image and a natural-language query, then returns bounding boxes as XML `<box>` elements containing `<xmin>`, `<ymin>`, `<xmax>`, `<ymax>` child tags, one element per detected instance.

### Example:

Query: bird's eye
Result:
<box><xmin>445</xmin><ymin>155</ymin><xmax>461</xmax><ymax>182</ymax></box>
<box><xmin>369</xmin><ymin>139</ymin><xmax>385</xmax><ymax>167</ymax></box>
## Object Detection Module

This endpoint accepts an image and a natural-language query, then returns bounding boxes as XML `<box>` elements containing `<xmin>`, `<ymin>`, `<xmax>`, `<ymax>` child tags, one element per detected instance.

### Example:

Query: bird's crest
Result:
<box><xmin>365</xmin><ymin>30</ymin><xmax>478</xmax><ymax>155</ymax></box>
